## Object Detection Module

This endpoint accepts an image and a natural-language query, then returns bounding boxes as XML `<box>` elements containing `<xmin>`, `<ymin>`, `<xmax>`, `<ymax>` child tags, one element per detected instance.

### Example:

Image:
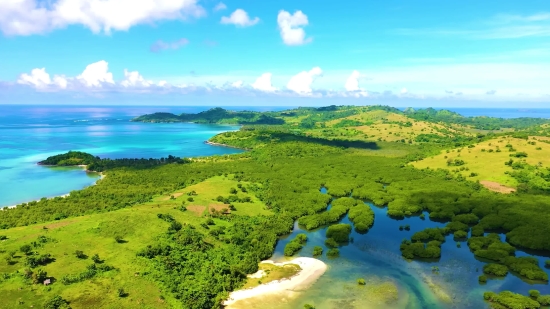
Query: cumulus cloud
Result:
<box><xmin>344</xmin><ymin>70</ymin><xmax>364</xmax><ymax>92</ymax></box>
<box><xmin>17</xmin><ymin>68</ymin><xmax>52</xmax><ymax>89</ymax></box>
<box><xmin>17</xmin><ymin>68</ymin><xmax>68</xmax><ymax>90</ymax></box>
<box><xmin>77</xmin><ymin>61</ymin><xmax>114</xmax><ymax>87</ymax></box>
<box><xmin>343</xmin><ymin>70</ymin><xmax>368</xmax><ymax>97</ymax></box>
<box><xmin>277</xmin><ymin>10</ymin><xmax>311</xmax><ymax>45</ymax></box>
<box><xmin>213</xmin><ymin>2</ymin><xmax>227</xmax><ymax>12</ymax></box>
<box><xmin>120</xmin><ymin>70</ymin><xmax>153</xmax><ymax>87</ymax></box>
<box><xmin>0</xmin><ymin>0</ymin><xmax>206</xmax><ymax>36</ymax></box>
<box><xmin>486</xmin><ymin>89</ymin><xmax>497</xmax><ymax>95</ymax></box>
<box><xmin>221</xmin><ymin>9</ymin><xmax>259</xmax><ymax>27</ymax></box>
<box><xmin>252</xmin><ymin>73</ymin><xmax>276</xmax><ymax>92</ymax></box>
<box><xmin>150</xmin><ymin>38</ymin><xmax>189</xmax><ymax>52</ymax></box>
<box><xmin>287</xmin><ymin>67</ymin><xmax>323</xmax><ymax>94</ymax></box>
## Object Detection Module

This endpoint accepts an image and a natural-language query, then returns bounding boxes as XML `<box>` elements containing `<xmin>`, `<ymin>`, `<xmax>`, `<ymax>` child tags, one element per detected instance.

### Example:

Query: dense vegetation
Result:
<box><xmin>39</xmin><ymin>152</ymin><xmax>190</xmax><ymax>172</ymax></box>
<box><xmin>3</xmin><ymin>105</ymin><xmax>550</xmax><ymax>308</ymax></box>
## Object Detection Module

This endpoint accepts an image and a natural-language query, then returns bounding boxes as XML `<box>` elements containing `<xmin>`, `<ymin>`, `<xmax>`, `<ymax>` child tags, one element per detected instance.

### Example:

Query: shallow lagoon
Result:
<box><xmin>260</xmin><ymin>189</ymin><xmax>550</xmax><ymax>309</ymax></box>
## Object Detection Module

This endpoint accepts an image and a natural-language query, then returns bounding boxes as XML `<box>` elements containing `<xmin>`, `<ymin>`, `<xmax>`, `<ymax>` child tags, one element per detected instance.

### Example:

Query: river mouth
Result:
<box><xmin>258</xmin><ymin>189</ymin><xmax>550</xmax><ymax>309</ymax></box>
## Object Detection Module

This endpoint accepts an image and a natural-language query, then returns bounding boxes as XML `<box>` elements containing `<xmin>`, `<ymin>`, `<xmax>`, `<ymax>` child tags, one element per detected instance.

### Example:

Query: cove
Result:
<box><xmin>0</xmin><ymin>107</ymin><xmax>242</xmax><ymax>207</ymax></box>
<box><xmin>246</xmin><ymin>188</ymin><xmax>550</xmax><ymax>309</ymax></box>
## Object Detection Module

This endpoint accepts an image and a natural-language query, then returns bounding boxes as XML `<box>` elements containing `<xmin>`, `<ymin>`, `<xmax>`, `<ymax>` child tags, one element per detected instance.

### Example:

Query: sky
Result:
<box><xmin>0</xmin><ymin>0</ymin><xmax>549</xmax><ymax>107</ymax></box>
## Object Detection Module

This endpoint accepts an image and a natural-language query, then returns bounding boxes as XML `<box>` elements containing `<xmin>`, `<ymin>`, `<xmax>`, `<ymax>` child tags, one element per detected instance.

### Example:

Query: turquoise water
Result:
<box><xmin>256</xmin><ymin>188</ymin><xmax>550</xmax><ymax>309</ymax></box>
<box><xmin>0</xmin><ymin>106</ymin><xmax>242</xmax><ymax>207</ymax></box>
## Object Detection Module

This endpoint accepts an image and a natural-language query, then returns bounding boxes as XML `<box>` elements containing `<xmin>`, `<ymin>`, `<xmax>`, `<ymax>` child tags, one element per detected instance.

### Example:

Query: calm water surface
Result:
<box><xmin>0</xmin><ymin>105</ymin><xmax>252</xmax><ymax>207</ymax></box>
<box><xmin>245</xmin><ymin>188</ymin><xmax>550</xmax><ymax>309</ymax></box>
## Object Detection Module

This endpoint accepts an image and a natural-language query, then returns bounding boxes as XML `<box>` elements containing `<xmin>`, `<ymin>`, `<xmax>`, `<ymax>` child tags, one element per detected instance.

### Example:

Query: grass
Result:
<box><xmin>0</xmin><ymin>175</ymin><xmax>270</xmax><ymax>308</ymax></box>
<box><xmin>318</xmin><ymin>110</ymin><xmax>470</xmax><ymax>144</ymax></box>
<box><xmin>412</xmin><ymin>136</ymin><xmax>550</xmax><ymax>188</ymax></box>
<box><xmin>241</xmin><ymin>262</ymin><xmax>301</xmax><ymax>289</ymax></box>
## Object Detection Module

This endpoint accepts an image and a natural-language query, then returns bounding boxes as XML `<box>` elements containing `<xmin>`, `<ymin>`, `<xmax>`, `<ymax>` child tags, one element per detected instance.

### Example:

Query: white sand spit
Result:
<box><xmin>224</xmin><ymin>257</ymin><xmax>327</xmax><ymax>307</ymax></box>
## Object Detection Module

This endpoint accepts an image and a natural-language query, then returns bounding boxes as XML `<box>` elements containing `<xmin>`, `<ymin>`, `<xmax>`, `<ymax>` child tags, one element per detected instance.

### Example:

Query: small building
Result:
<box><xmin>43</xmin><ymin>279</ymin><xmax>51</xmax><ymax>286</ymax></box>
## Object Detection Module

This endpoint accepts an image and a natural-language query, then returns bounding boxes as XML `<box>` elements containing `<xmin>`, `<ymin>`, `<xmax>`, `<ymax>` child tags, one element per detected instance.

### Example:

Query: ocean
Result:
<box><xmin>1</xmin><ymin>105</ymin><xmax>548</xmax><ymax>207</ymax></box>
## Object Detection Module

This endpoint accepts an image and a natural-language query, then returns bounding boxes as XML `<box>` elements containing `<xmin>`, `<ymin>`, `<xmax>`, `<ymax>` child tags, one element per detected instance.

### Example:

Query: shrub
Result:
<box><xmin>453</xmin><ymin>230</ymin><xmax>468</xmax><ymax>240</ymax></box>
<box><xmin>284</xmin><ymin>234</ymin><xmax>308</xmax><ymax>256</ymax></box>
<box><xmin>327</xmin><ymin>248</ymin><xmax>340</xmax><ymax>257</ymax></box>
<box><xmin>537</xmin><ymin>295</ymin><xmax>550</xmax><ymax>306</ymax></box>
<box><xmin>91</xmin><ymin>254</ymin><xmax>101</xmax><ymax>264</ymax></box>
<box><xmin>20</xmin><ymin>244</ymin><xmax>33</xmax><ymax>255</ymax></box>
<box><xmin>325</xmin><ymin>238</ymin><xmax>339</xmax><ymax>248</ymax></box>
<box><xmin>529</xmin><ymin>290</ymin><xmax>540</xmax><ymax>298</ymax></box>
<box><xmin>357</xmin><ymin>278</ymin><xmax>366</xmax><ymax>285</ymax></box>
<box><xmin>483</xmin><ymin>264</ymin><xmax>509</xmax><ymax>276</ymax></box>
<box><xmin>304</xmin><ymin>304</ymin><xmax>315</xmax><ymax>309</ymax></box>
<box><xmin>478</xmin><ymin>275</ymin><xmax>487</xmax><ymax>283</ymax></box>
<box><xmin>326</xmin><ymin>224</ymin><xmax>352</xmax><ymax>243</ymax></box>
<box><xmin>312</xmin><ymin>246</ymin><xmax>323</xmax><ymax>256</ymax></box>
<box><xmin>43</xmin><ymin>295</ymin><xmax>70</xmax><ymax>309</ymax></box>
<box><xmin>114</xmin><ymin>236</ymin><xmax>124</xmax><ymax>243</ymax></box>
<box><xmin>483</xmin><ymin>291</ymin><xmax>540</xmax><ymax>309</ymax></box>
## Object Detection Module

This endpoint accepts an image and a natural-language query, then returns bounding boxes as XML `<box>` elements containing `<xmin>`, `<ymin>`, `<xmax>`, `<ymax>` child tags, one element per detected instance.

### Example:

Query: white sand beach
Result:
<box><xmin>224</xmin><ymin>257</ymin><xmax>327</xmax><ymax>307</ymax></box>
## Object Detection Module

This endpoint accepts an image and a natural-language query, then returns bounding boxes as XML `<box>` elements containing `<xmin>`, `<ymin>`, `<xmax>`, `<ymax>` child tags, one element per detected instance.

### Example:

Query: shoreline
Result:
<box><xmin>224</xmin><ymin>257</ymin><xmax>327</xmax><ymax>307</ymax></box>
<box><xmin>205</xmin><ymin>140</ymin><xmax>249</xmax><ymax>151</ymax></box>
<box><xmin>1</xmin><ymin>169</ymin><xmax>104</xmax><ymax>210</ymax></box>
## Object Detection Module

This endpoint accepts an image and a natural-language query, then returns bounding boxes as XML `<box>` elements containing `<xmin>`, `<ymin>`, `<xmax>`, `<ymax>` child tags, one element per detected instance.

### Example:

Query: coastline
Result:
<box><xmin>1</xmin><ymin>169</ymin><xmax>104</xmax><ymax>210</ymax></box>
<box><xmin>205</xmin><ymin>140</ymin><xmax>249</xmax><ymax>151</ymax></box>
<box><xmin>224</xmin><ymin>257</ymin><xmax>327</xmax><ymax>308</ymax></box>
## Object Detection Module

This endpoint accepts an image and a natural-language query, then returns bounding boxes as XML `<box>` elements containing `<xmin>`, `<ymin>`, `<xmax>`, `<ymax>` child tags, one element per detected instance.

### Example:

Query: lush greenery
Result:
<box><xmin>3</xmin><ymin>105</ymin><xmax>550</xmax><ymax>308</ymax></box>
<box><xmin>284</xmin><ymin>234</ymin><xmax>308</xmax><ymax>256</ymax></box>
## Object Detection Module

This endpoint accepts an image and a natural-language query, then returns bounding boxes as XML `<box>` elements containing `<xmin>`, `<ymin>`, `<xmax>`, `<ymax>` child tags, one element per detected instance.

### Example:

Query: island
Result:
<box><xmin>1</xmin><ymin>105</ymin><xmax>550</xmax><ymax>309</ymax></box>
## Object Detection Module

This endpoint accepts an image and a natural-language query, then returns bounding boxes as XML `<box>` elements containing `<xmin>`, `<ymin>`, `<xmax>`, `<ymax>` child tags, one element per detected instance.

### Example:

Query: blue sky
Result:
<box><xmin>0</xmin><ymin>0</ymin><xmax>549</xmax><ymax>107</ymax></box>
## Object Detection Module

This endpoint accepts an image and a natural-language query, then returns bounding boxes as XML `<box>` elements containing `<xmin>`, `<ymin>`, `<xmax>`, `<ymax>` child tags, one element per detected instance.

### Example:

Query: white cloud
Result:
<box><xmin>232</xmin><ymin>80</ymin><xmax>244</xmax><ymax>88</ymax></box>
<box><xmin>277</xmin><ymin>10</ymin><xmax>311</xmax><ymax>45</ymax></box>
<box><xmin>401</xmin><ymin>88</ymin><xmax>408</xmax><ymax>94</ymax></box>
<box><xmin>221</xmin><ymin>9</ymin><xmax>259</xmax><ymax>27</ymax></box>
<box><xmin>287</xmin><ymin>67</ymin><xmax>322</xmax><ymax>94</ymax></box>
<box><xmin>77</xmin><ymin>60</ymin><xmax>114</xmax><ymax>87</ymax></box>
<box><xmin>17</xmin><ymin>68</ymin><xmax>69</xmax><ymax>90</ymax></box>
<box><xmin>120</xmin><ymin>70</ymin><xmax>152</xmax><ymax>87</ymax></box>
<box><xmin>0</xmin><ymin>0</ymin><xmax>206</xmax><ymax>36</ymax></box>
<box><xmin>343</xmin><ymin>70</ymin><xmax>368</xmax><ymax>97</ymax></box>
<box><xmin>213</xmin><ymin>2</ymin><xmax>227</xmax><ymax>12</ymax></box>
<box><xmin>17</xmin><ymin>68</ymin><xmax>52</xmax><ymax>89</ymax></box>
<box><xmin>53</xmin><ymin>75</ymin><xmax>68</xmax><ymax>89</ymax></box>
<box><xmin>150</xmin><ymin>38</ymin><xmax>189</xmax><ymax>52</ymax></box>
<box><xmin>158</xmin><ymin>80</ymin><xmax>168</xmax><ymax>87</ymax></box>
<box><xmin>252</xmin><ymin>73</ymin><xmax>276</xmax><ymax>92</ymax></box>
<box><xmin>486</xmin><ymin>89</ymin><xmax>497</xmax><ymax>95</ymax></box>
<box><xmin>344</xmin><ymin>70</ymin><xmax>364</xmax><ymax>92</ymax></box>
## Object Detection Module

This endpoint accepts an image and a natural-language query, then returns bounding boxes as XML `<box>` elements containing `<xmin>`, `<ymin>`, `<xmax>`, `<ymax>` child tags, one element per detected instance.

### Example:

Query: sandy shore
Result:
<box><xmin>224</xmin><ymin>257</ymin><xmax>327</xmax><ymax>307</ymax></box>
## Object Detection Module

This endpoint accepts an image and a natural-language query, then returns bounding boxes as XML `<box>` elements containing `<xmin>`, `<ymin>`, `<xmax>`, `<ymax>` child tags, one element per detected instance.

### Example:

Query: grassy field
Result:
<box><xmin>316</xmin><ymin>110</ymin><xmax>470</xmax><ymax>144</ymax></box>
<box><xmin>0</xmin><ymin>175</ymin><xmax>270</xmax><ymax>309</ymax></box>
<box><xmin>241</xmin><ymin>263</ymin><xmax>301</xmax><ymax>289</ymax></box>
<box><xmin>412</xmin><ymin>136</ymin><xmax>550</xmax><ymax>189</ymax></box>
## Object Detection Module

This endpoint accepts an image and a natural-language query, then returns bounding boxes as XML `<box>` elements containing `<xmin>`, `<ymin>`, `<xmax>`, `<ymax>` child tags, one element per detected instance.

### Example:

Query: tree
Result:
<box><xmin>312</xmin><ymin>246</ymin><xmax>323</xmax><ymax>256</ymax></box>
<box><xmin>74</xmin><ymin>251</ymin><xmax>86</xmax><ymax>259</ymax></box>
<box><xmin>43</xmin><ymin>295</ymin><xmax>70</xmax><ymax>309</ymax></box>
<box><xmin>20</xmin><ymin>244</ymin><xmax>32</xmax><ymax>255</ymax></box>
<box><xmin>117</xmin><ymin>288</ymin><xmax>127</xmax><ymax>297</ymax></box>
<box><xmin>32</xmin><ymin>268</ymin><xmax>48</xmax><ymax>284</ymax></box>
<box><xmin>91</xmin><ymin>254</ymin><xmax>101</xmax><ymax>264</ymax></box>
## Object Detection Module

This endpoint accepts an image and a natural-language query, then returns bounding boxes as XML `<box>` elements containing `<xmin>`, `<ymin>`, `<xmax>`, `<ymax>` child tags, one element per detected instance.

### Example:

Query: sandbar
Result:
<box><xmin>224</xmin><ymin>257</ymin><xmax>327</xmax><ymax>307</ymax></box>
